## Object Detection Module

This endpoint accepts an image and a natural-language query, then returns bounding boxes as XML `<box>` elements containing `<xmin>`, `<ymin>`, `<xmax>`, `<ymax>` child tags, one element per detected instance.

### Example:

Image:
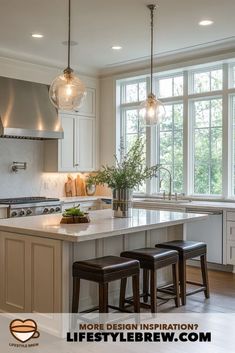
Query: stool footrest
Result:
<box><xmin>186</xmin><ymin>287</ymin><xmax>206</xmax><ymax>296</ymax></box>
<box><xmin>186</xmin><ymin>280</ymin><xmax>204</xmax><ymax>287</ymax></box>
<box><xmin>80</xmin><ymin>304</ymin><xmax>132</xmax><ymax>314</ymax></box>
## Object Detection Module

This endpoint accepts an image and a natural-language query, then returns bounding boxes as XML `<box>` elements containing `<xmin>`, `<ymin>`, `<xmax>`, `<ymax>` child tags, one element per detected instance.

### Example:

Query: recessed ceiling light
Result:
<box><xmin>199</xmin><ymin>19</ymin><xmax>214</xmax><ymax>26</ymax></box>
<box><xmin>32</xmin><ymin>33</ymin><xmax>44</xmax><ymax>38</ymax></box>
<box><xmin>112</xmin><ymin>46</ymin><xmax>122</xmax><ymax>50</ymax></box>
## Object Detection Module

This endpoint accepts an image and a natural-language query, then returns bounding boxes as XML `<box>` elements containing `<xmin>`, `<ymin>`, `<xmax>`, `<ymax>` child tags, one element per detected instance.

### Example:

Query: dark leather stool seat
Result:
<box><xmin>120</xmin><ymin>248</ymin><xmax>178</xmax><ymax>269</ymax></box>
<box><xmin>156</xmin><ymin>240</ymin><xmax>209</xmax><ymax>305</ymax></box>
<box><xmin>72</xmin><ymin>256</ymin><xmax>140</xmax><ymax>313</ymax></box>
<box><xmin>120</xmin><ymin>248</ymin><xmax>180</xmax><ymax>313</ymax></box>
<box><xmin>156</xmin><ymin>240</ymin><xmax>206</xmax><ymax>257</ymax></box>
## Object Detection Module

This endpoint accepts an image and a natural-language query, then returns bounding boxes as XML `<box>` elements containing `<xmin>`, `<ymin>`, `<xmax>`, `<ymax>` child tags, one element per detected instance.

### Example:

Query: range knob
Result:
<box><xmin>26</xmin><ymin>209</ymin><xmax>33</xmax><ymax>216</ymax></box>
<box><xmin>49</xmin><ymin>208</ymin><xmax>55</xmax><ymax>213</ymax></box>
<box><xmin>43</xmin><ymin>208</ymin><xmax>49</xmax><ymax>214</ymax></box>
<box><xmin>11</xmin><ymin>211</ymin><xmax>18</xmax><ymax>218</ymax></box>
<box><xmin>19</xmin><ymin>209</ymin><xmax>26</xmax><ymax>217</ymax></box>
<box><xmin>55</xmin><ymin>207</ymin><xmax>61</xmax><ymax>212</ymax></box>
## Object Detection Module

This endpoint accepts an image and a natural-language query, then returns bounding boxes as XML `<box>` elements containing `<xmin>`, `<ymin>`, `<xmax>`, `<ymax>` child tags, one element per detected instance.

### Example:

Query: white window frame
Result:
<box><xmin>117</xmin><ymin>61</ymin><xmax>235</xmax><ymax>199</ymax></box>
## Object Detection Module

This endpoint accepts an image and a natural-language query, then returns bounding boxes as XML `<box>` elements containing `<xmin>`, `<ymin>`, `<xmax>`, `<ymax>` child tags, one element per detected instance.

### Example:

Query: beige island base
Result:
<box><xmin>0</xmin><ymin>208</ymin><xmax>207</xmax><ymax>318</ymax></box>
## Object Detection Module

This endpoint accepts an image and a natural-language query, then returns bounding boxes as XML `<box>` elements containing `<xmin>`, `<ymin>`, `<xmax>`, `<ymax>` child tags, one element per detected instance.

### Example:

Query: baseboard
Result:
<box><xmin>187</xmin><ymin>259</ymin><xmax>234</xmax><ymax>272</ymax></box>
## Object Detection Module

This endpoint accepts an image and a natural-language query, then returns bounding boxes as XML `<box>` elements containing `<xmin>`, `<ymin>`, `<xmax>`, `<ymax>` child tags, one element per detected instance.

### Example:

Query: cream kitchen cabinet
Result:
<box><xmin>226</xmin><ymin>219</ymin><xmax>235</xmax><ymax>265</ymax></box>
<box><xmin>76</xmin><ymin>88</ymin><xmax>96</xmax><ymax>117</ymax></box>
<box><xmin>44</xmin><ymin>113</ymin><xmax>96</xmax><ymax>172</ymax></box>
<box><xmin>0</xmin><ymin>231</ymin><xmax>62</xmax><ymax>313</ymax></box>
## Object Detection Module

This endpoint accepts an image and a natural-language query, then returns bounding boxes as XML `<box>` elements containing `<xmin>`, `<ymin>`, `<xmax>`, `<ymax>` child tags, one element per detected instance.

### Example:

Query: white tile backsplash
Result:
<box><xmin>0</xmin><ymin>139</ymin><xmax>67</xmax><ymax>198</ymax></box>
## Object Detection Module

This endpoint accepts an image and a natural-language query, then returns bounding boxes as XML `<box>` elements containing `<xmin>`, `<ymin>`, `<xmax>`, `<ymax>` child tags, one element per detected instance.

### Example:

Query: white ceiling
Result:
<box><xmin>0</xmin><ymin>0</ymin><xmax>235</xmax><ymax>74</ymax></box>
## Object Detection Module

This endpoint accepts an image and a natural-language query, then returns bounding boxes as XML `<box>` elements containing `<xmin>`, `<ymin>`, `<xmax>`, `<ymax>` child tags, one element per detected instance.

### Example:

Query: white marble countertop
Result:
<box><xmin>0</xmin><ymin>209</ymin><xmax>207</xmax><ymax>242</ymax></box>
<box><xmin>134</xmin><ymin>198</ymin><xmax>235</xmax><ymax>211</ymax></box>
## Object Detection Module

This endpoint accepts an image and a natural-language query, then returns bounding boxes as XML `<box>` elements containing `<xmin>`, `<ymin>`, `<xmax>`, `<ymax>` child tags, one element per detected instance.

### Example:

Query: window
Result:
<box><xmin>117</xmin><ymin>62</ymin><xmax>235</xmax><ymax>198</ymax></box>
<box><xmin>232</xmin><ymin>96</ymin><xmax>235</xmax><ymax>194</ymax></box>
<box><xmin>231</xmin><ymin>65</ymin><xmax>235</xmax><ymax>88</ymax></box>
<box><xmin>123</xmin><ymin>81</ymin><xmax>147</xmax><ymax>103</ymax></box>
<box><xmin>192</xmin><ymin>98</ymin><xmax>223</xmax><ymax>195</ymax></box>
<box><xmin>192</xmin><ymin>68</ymin><xmax>223</xmax><ymax>93</ymax></box>
<box><xmin>158</xmin><ymin>75</ymin><xmax>183</xmax><ymax>98</ymax></box>
<box><xmin>120</xmin><ymin>79</ymin><xmax>147</xmax><ymax>193</ymax></box>
<box><xmin>157</xmin><ymin>103</ymin><xmax>184</xmax><ymax>193</ymax></box>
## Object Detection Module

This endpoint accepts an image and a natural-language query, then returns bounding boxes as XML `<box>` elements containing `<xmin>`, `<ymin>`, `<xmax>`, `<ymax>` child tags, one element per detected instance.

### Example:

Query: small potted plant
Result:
<box><xmin>88</xmin><ymin>138</ymin><xmax>159</xmax><ymax>218</ymax></box>
<box><xmin>85</xmin><ymin>175</ymin><xmax>96</xmax><ymax>196</ymax></box>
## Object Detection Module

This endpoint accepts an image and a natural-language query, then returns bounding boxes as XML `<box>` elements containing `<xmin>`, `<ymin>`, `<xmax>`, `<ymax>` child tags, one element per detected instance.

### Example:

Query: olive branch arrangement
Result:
<box><xmin>87</xmin><ymin>138</ymin><xmax>160</xmax><ymax>189</ymax></box>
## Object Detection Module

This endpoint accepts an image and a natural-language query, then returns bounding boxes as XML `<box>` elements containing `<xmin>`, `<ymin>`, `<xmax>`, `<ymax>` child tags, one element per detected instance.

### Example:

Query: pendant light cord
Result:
<box><xmin>67</xmin><ymin>0</ymin><xmax>71</xmax><ymax>69</ymax></box>
<box><xmin>147</xmin><ymin>4</ymin><xmax>156</xmax><ymax>95</ymax></box>
<box><xmin>150</xmin><ymin>6</ymin><xmax>153</xmax><ymax>94</ymax></box>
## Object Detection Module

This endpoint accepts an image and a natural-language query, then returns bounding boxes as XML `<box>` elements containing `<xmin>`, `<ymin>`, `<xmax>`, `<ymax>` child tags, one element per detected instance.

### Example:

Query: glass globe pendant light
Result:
<box><xmin>49</xmin><ymin>0</ymin><xmax>86</xmax><ymax>111</ymax></box>
<box><xmin>140</xmin><ymin>4</ymin><xmax>165</xmax><ymax>126</ymax></box>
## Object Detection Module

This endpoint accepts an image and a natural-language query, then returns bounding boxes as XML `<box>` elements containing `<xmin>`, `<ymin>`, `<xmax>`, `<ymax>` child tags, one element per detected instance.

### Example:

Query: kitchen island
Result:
<box><xmin>0</xmin><ymin>208</ymin><xmax>207</xmax><ymax>316</ymax></box>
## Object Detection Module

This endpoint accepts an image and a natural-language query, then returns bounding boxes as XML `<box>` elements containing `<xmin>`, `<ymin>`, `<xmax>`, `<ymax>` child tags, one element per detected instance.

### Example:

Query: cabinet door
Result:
<box><xmin>29</xmin><ymin>237</ymin><xmax>62</xmax><ymax>313</ymax></box>
<box><xmin>76</xmin><ymin>117</ymin><xmax>95</xmax><ymax>172</ymax></box>
<box><xmin>0</xmin><ymin>232</ymin><xmax>62</xmax><ymax>313</ymax></box>
<box><xmin>59</xmin><ymin>114</ymin><xmax>77</xmax><ymax>172</ymax></box>
<box><xmin>76</xmin><ymin>88</ymin><xmax>96</xmax><ymax>116</ymax></box>
<box><xmin>0</xmin><ymin>232</ymin><xmax>31</xmax><ymax>312</ymax></box>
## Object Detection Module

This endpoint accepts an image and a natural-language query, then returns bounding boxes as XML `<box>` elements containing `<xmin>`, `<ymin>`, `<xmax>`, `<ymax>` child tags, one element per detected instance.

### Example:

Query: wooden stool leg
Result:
<box><xmin>172</xmin><ymin>263</ymin><xmax>180</xmax><ymax>307</ymax></box>
<box><xmin>132</xmin><ymin>274</ymin><xmax>140</xmax><ymax>313</ymax></box>
<box><xmin>72</xmin><ymin>277</ymin><xmax>80</xmax><ymax>313</ymax></box>
<box><xmin>143</xmin><ymin>269</ymin><xmax>149</xmax><ymax>303</ymax></box>
<box><xmin>200</xmin><ymin>254</ymin><xmax>210</xmax><ymax>299</ymax></box>
<box><xmin>179</xmin><ymin>259</ymin><xmax>186</xmax><ymax>305</ymax></box>
<box><xmin>150</xmin><ymin>270</ymin><xmax>157</xmax><ymax>313</ymax></box>
<box><xmin>99</xmin><ymin>283</ymin><xmax>108</xmax><ymax>313</ymax></box>
<box><xmin>119</xmin><ymin>278</ymin><xmax>127</xmax><ymax>310</ymax></box>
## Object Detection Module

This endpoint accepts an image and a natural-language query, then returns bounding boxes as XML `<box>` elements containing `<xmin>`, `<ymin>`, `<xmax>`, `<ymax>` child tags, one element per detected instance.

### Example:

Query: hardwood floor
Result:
<box><xmin>158</xmin><ymin>266</ymin><xmax>235</xmax><ymax>313</ymax></box>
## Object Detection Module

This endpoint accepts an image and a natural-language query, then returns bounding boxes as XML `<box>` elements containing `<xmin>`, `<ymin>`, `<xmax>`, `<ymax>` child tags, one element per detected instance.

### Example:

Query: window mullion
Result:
<box><xmin>183</xmin><ymin>70</ymin><xmax>190</xmax><ymax>195</ymax></box>
<box><xmin>222</xmin><ymin>63</ymin><xmax>230</xmax><ymax>198</ymax></box>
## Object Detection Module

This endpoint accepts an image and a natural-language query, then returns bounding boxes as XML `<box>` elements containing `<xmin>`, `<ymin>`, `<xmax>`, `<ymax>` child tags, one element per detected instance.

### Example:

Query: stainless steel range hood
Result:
<box><xmin>0</xmin><ymin>76</ymin><xmax>63</xmax><ymax>140</ymax></box>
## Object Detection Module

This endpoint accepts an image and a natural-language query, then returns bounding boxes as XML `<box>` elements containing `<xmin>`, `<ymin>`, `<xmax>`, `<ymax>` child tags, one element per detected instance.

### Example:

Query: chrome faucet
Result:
<box><xmin>157</xmin><ymin>166</ymin><xmax>173</xmax><ymax>200</ymax></box>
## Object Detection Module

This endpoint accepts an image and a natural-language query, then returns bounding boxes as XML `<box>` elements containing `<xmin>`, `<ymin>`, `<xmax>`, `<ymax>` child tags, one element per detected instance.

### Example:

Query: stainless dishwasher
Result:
<box><xmin>185</xmin><ymin>208</ymin><xmax>223</xmax><ymax>264</ymax></box>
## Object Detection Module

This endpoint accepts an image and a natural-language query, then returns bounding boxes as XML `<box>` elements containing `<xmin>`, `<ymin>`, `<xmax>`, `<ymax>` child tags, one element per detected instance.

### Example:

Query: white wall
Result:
<box><xmin>0</xmin><ymin>139</ymin><xmax>73</xmax><ymax>198</ymax></box>
<box><xmin>99</xmin><ymin>76</ymin><xmax>116</xmax><ymax>166</ymax></box>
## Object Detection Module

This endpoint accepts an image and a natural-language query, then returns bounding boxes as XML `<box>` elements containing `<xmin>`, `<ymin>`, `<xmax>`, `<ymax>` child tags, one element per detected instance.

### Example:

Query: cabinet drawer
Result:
<box><xmin>226</xmin><ymin>212</ymin><xmax>235</xmax><ymax>221</ymax></box>
<box><xmin>227</xmin><ymin>241</ymin><xmax>235</xmax><ymax>265</ymax></box>
<box><xmin>227</xmin><ymin>221</ymin><xmax>235</xmax><ymax>241</ymax></box>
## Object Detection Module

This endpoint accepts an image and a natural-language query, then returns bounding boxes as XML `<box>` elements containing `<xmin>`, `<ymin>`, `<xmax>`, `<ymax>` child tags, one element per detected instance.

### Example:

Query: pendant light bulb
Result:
<box><xmin>49</xmin><ymin>68</ymin><xmax>86</xmax><ymax>111</ymax></box>
<box><xmin>49</xmin><ymin>0</ymin><xmax>86</xmax><ymax>111</ymax></box>
<box><xmin>140</xmin><ymin>4</ymin><xmax>165</xmax><ymax>126</ymax></box>
<box><xmin>140</xmin><ymin>93</ymin><xmax>165</xmax><ymax>126</ymax></box>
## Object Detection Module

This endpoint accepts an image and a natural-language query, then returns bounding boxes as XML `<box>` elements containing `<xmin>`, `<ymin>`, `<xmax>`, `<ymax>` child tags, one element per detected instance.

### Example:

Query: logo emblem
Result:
<box><xmin>9</xmin><ymin>319</ymin><xmax>40</xmax><ymax>343</ymax></box>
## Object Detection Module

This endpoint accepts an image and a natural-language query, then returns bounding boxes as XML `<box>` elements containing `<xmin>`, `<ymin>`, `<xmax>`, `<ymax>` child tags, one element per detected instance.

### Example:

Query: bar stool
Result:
<box><xmin>119</xmin><ymin>248</ymin><xmax>180</xmax><ymax>313</ymax></box>
<box><xmin>156</xmin><ymin>240</ymin><xmax>210</xmax><ymax>305</ymax></box>
<box><xmin>72</xmin><ymin>255</ymin><xmax>140</xmax><ymax>313</ymax></box>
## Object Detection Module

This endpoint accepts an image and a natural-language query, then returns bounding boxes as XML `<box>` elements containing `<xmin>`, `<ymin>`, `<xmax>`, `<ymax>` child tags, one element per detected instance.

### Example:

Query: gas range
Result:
<box><xmin>0</xmin><ymin>197</ymin><xmax>62</xmax><ymax>218</ymax></box>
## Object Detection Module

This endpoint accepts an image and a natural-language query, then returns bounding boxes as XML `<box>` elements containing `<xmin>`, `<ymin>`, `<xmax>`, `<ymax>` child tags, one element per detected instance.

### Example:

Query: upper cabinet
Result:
<box><xmin>77</xmin><ymin>88</ymin><xmax>96</xmax><ymax>117</ymax></box>
<box><xmin>44</xmin><ymin>85</ymin><xmax>98</xmax><ymax>173</ymax></box>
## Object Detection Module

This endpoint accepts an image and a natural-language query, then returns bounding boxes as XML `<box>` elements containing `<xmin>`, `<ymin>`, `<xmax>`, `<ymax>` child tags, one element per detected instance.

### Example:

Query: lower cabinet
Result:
<box><xmin>226</xmin><ymin>220</ymin><xmax>235</xmax><ymax>265</ymax></box>
<box><xmin>0</xmin><ymin>232</ymin><xmax>62</xmax><ymax>313</ymax></box>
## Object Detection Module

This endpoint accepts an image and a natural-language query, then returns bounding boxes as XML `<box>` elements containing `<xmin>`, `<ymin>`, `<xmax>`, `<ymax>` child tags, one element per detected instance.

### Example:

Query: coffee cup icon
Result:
<box><xmin>10</xmin><ymin>319</ymin><xmax>40</xmax><ymax>343</ymax></box>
